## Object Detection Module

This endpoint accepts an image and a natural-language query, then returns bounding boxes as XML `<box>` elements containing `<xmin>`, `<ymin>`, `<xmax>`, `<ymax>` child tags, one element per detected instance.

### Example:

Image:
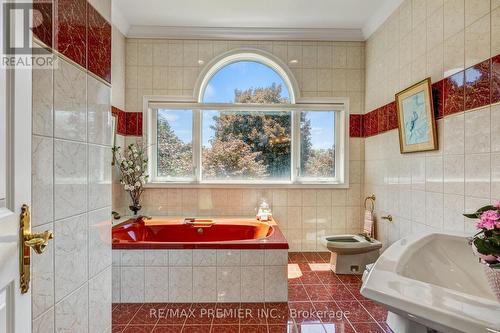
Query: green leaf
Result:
<box><xmin>489</xmin><ymin>263</ymin><xmax>500</xmax><ymax>269</ymax></box>
<box><xmin>474</xmin><ymin>238</ymin><xmax>500</xmax><ymax>256</ymax></box>
<box><xmin>464</xmin><ymin>213</ymin><xmax>480</xmax><ymax>219</ymax></box>
<box><xmin>477</xmin><ymin>205</ymin><xmax>495</xmax><ymax>213</ymax></box>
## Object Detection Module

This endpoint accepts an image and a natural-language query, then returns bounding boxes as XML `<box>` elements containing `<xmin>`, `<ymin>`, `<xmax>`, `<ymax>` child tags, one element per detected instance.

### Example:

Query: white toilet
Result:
<box><xmin>323</xmin><ymin>195</ymin><xmax>382</xmax><ymax>275</ymax></box>
<box><xmin>322</xmin><ymin>234</ymin><xmax>382</xmax><ymax>275</ymax></box>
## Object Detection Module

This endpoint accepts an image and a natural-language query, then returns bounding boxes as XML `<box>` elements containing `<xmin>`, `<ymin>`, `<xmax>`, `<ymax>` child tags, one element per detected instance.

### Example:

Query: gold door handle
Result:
<box><xmin>19</xmin><ymin>204</ymin><xmax>54</xmax><ymax>293</ymax></box>
<box><xmin>24</xmin><ymin>230</ymin><xmax>53</xmax><ymax>254</ymax></box>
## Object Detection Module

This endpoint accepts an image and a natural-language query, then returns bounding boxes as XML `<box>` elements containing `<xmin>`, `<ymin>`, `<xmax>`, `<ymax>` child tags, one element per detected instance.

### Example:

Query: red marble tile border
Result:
<box><xmin>358</xmin><ymin>53</ymin><xmax>500</xmax><ymax>139</ymax></box>
<box><xmin>56</xmin><ymin>0</ymin><xmax>87</xmax><ymax>68</ymax></box>
<box><xmin>35</xmin><ymin>0</ymin><xmax>112</xmax><ymax>84</ymax></box>
<box><xmin>349</xmin><ymin>114</ymin><xmax>363</xmax><ymax>137</ymax></box>
<box><xmin>491</xmin><ymin>54</ymin><xmax>500</xmax><ymax>104</ymax></box>
<box><xmin>112</xmin><ymin>106</ymin><xmax>126</xmax><ymax>136</ymax></box>
<box><xmin>112</xmin><ymin>107</ymin><xmax>143</xmax><ymax>137</ymax></box>
<box><xmin>465</xmin><ymin>59</ymin><xmax>491</xmax><ymax>111</ymax></box>
<box><xmin>87</xmin><ymin>3</ymin><xmax>112</xmax><ymax>83</ymax></box>
<box><xmin>33</xmin><ymin>0</ymin><xmax>53</xmax><ymax>48</ymax></box>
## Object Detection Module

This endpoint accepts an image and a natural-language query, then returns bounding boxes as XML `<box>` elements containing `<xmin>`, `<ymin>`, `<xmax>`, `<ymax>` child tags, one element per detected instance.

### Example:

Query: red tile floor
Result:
<box><xmin>112</xmin><ymin>252</ymin><xmax>392</xmax><ymax>333</ymax></box>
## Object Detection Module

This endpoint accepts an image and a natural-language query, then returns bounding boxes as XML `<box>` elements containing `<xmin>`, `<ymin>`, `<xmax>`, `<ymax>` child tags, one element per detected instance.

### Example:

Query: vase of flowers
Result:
<box><xmin>113</xmin><ymin>144</ymin><xmax>149</xmax><ymax>216</ymax></box>
<box><xmin>464</xmin><ymin>200</ymin><xmax>500</xmax><ymax>302</ymax></box>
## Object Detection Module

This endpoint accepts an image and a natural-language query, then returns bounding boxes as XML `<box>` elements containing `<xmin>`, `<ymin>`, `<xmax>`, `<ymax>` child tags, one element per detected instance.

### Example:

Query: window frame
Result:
<box><xmin>145</xmin><ymin>96</ymin><xmax>349</xmax><ymax>188</ymax></box>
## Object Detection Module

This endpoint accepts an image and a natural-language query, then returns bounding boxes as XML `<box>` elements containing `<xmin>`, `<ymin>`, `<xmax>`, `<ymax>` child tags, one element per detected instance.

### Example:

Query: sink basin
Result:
<box><xmin>361</xmin><ymin>232</ymin><xmax>500</xmax><ymax>333</ymax></box>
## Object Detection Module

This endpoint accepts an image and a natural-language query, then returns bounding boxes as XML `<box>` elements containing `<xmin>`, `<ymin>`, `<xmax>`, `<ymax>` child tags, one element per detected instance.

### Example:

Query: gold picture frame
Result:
<box><xmin>395</xmin><ymin>78</ymin><xmax>438</xmax><ymax>154</ymax></box>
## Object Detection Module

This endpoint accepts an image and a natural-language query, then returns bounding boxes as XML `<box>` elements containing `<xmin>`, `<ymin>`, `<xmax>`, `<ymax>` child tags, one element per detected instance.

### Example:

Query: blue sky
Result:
<box><xmin>158</xmin><ymin>61</ymin><xmax>334</xmax><ymax>149</ymax></box>
<box><xmin>202</xmin><ymin>61</ymin><xmax>290</xmax><ymax>103</ymax></box>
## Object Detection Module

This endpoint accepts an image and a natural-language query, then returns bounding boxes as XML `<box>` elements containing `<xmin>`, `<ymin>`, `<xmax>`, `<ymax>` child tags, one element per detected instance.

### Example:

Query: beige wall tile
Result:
<box><xmin>464</xmin><ymin>13</ymin><xmax>491</xmax><ymax>67</ymax></box>
<box><xmin>465</xmin><ymin>0</ymin><xmax>491</xmax><ymax>27</ymax></box>
<box><xmin>444</xmin><ymin>0</ymin><xmax>465</xmax><ymax>40</ymax></box>
<box><xmin>444</xmin><ymin>31</ymin><xmax>465</xmax><ymax>74</ymax></box>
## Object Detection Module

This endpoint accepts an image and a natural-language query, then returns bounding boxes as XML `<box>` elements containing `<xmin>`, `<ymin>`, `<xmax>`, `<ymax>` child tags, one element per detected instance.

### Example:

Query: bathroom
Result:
<box><xmin>0</xmin><ymin>0</ymin><xmax>499</xmax><ymax>332</ymax></box>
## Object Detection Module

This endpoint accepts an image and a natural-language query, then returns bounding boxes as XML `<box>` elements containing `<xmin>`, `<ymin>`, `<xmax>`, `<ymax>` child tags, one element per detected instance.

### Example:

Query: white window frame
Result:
<box><xmin>144</xmin><ymin>96</ymin><xmax>349</xmax><ymax>188</ymax></box>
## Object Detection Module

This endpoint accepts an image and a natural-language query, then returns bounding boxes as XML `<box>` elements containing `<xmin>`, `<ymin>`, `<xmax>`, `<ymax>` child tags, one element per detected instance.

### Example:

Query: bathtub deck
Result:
<box><xmin>112</xmin><ymin>252</ymin><xmax>392</xmax><ymax>333</ymax></box>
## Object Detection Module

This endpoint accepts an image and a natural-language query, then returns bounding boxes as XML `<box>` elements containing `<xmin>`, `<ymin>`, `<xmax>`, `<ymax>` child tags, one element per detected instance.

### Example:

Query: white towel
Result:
<box><xmin>363</xmin><ymin>210</ymin><xmax>374</xmax><ymax>237</ymax></box>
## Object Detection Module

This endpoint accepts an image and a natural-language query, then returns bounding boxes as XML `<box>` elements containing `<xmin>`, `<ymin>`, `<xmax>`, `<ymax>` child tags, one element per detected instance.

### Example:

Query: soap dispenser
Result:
<box><xmin>257</xmin><ymin>199</ymin><xmax>272</xmax><ymax>221</ymax></box>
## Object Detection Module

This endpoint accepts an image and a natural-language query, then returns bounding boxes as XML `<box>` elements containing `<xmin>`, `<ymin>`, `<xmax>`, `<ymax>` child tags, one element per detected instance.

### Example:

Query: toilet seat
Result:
<box><xmin>322</xmin><ymin>234</ymin><xmax>382</xmax><ymax>255</ymax></box>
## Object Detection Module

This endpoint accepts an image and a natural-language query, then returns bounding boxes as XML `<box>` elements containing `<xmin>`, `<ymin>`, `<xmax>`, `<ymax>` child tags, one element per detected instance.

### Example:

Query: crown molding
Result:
<box><xmin>362</xmin><ymin>0</ymin><xmax>404</xmax><ymax>39</ymax></box>
<box><xmin>126</xmin><ymin>26</ymin><xmax>365</xmax><ymax>41</ymax></box>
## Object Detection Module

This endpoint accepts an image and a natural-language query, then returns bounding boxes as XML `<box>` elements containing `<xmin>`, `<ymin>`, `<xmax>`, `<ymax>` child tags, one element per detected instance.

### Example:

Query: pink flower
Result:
<box><xmin>476</xmin><ymin>210</ymin><xmax>500</xmax><ymax>230</ymax></box>
<box><xmin>494</xmin><ymin>200</ymin><xmax>500</xmax><ymax>209</ymax></box>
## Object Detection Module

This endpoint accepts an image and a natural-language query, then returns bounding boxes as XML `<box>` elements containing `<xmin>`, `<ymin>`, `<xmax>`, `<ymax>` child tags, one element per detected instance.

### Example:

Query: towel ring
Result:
<box><xmin>364</xmin><ymin>194</ymin><xmax>376</xmax><ymax>212</ymax></box>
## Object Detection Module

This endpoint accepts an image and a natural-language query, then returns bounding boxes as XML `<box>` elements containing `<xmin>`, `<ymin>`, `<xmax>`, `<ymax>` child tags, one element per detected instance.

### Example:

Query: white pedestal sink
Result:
<box><xmin>360</xmin><ymin>232</ymin><xmax>500</xmax><ymax>333</ymax></box>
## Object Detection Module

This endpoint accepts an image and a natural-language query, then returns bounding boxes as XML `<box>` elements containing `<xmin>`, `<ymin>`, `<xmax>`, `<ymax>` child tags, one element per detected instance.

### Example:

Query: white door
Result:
<box><xmin>0</xmin><ymin>0</ymin><xmax>34</xmax><ymax>331</ymax></box>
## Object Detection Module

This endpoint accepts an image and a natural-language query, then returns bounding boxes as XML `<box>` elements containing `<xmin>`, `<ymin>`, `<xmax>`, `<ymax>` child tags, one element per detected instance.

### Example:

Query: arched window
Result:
<box><xmin>201</xmin><ymin>60</ymin><xmax>291</xmax><ymax>104</ymax></box>
<box><xmin>147</xmin><ymin>51</ymin><xmax>348</xmax><ymax>185</ymax></box>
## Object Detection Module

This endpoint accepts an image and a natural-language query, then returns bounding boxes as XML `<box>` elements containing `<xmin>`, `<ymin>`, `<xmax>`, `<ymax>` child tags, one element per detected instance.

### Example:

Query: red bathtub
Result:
<box><xmin>112</xmin><ymin>217</ymin><xmax>289</xmax><ymax>250</ymax></box>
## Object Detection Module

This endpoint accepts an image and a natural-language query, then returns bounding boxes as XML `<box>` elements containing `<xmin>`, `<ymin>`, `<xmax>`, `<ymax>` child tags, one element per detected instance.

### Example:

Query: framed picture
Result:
<box><xmin>395</xmin><ymin>78</ymin><xmax>438</xmax><ymax>153</ymax></box>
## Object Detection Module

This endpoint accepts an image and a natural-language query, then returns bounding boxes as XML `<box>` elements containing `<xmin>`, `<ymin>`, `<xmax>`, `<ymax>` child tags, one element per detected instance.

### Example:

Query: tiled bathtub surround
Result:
<box><xmin>363</xmin><ymin>0</ymin><xmax>500</xmax><ymax>248</ymax></box>
<box><xmin>112</xmin><ymin>249</ymin><xmax>288</xmax><ymax>303</ymax></box>
<box><xmin>31</xmin><ymin>51</ymin><xmax>112</xmax><ymax>331</ymax></box>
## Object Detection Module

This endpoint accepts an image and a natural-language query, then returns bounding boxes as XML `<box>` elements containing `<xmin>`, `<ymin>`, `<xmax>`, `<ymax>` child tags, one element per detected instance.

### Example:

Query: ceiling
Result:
<box><xmin>113</xmin><ymin>0</ymin><xmax>404</xmax><ymax>41</ymax></box>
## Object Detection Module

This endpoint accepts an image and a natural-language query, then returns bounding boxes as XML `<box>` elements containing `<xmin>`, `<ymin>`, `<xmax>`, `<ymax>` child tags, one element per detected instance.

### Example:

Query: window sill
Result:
<box><xmin>144</xmin><ymin>182</ymin><xmax>350</xmax><ymax>189</ymax></box>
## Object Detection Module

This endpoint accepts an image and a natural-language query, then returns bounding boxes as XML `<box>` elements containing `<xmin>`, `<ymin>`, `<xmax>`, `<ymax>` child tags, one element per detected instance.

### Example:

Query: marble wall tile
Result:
<box><xmin>464</xmin><ymin>14</ymin><xmax>490</xmax><ymax>68</ymax></box>
<box><xmin>169</xmin><ymin>267</ymin><xmax>193</xmax><ymax>302</ymax></box>
<box><xmin>32</xmin><ymin>223</ymin><xmax>54</xmax><ymax>318</ymax></box>
<box><xmin>145</xmin><ymin>267</ymin><xmax>169</xmax><ymax>302</ymax></box>
<box><xmin>32</xmin><ymin>136</ymin><xmax>53</xmax><ymax>227</ymax></box>
<box><xmin>54</xmin><ymin>58</ymin><xmax>87</xmax><ymax>142</ymax></box>
<box><xmin>216</xmin><ymin>250</ymin><xmax>241</xmax><ymax>266</ymax></box>
<box><xmin>88</xmin><ymin>145</ymin><xmax>112</xmax><ymax>210</ymax></box>
<box><xmin>240</xmin><ymin>250</ymin><xmax>264</xmax><ymax>266</ymax></box>
<box><xmin>112</xmin><ymin>267</ymin><xmax>120</xmax><ymax>303</ymax></box>
<box><xmin>193</xmin><ymin>267</ymin><xmax>217</xmax><ymax>302</ymax></box>
<box><xmin>32</xmin><ymin>63</ymin><xmax>53</xmax><ymax>137</ymax></box>
<box><xmin>464</xmin><ymin>106</ymin><xmax>490</xmax><ymax>154</ymax></box>
<box><xmin>55</xmin><ymin>284</ymin><xmax>88</xmax><ymax>333</ymax></box>
<box><xmin>89</xmin><ymin>267</ymin><xmax>111</xmax><ymax>333</ymax></box>
<box><xmin>443</xmin><ymin>155</ymin><xmax>465</xmax><ymax>195</ymax></box>
<box><xmin>465</xmin><ymin>153</ymin><xmax>491</xmax><ymax>199</ymax></box>
<box><xmin>241</xmin><ymin>266</ymin><xmax>264</xmax><ymax>302</ymax></box>
<box><xmin>217</xmin><ymin>267</ymin><xmax>240</xmax><ymax>302</ymax></box>
<box><xmin>54</xmin><ymin>214</ymin><xmax>88</xmax><ymax>301</ymax></box>
<box><xmin>144</xmin><ymin>250</ymin><xmax>169</xmax><ymax>266</ymax></box>
<box><xmin>33</xmin><ymin>307</ymin><xmax>54</xmax><ymax>333</ymax></box>
<box><xmin>264</xmin><ymin>250</ymin><xmax>288</xmax><ymax>265</ymax></box>
<box><xmin>121</xmin><ymin>267</ymin><xmax>144</xmax><ymax>303</ymax></box>
<box><xmin>192</xmin><ymin>250</ymin><xmax>216</xmax><ymax>266</ymax></box>
<box><xmin>169</xmin><ymin>250</ymin><xmax>193</xmax><ymax>266</ymax></box>
<box><xmin>264</xmin><ymin>266</ymin><xmax>288</xmax><ymax>302</ymax></box>
<box><xmin>87</xmin><ymin>76</ymin><xmax>111</xmax><ymax>146</ymax></box>
<box><xmin>54</xmin><ymin>140</ymin><xmax>87</xmax><ymax>220</ymax></box>
<box><xmin>88</xmin><ymin>207</ymin><xmax>111</xmax><ymax>278</ymax></box>
<box><xmin>121</xmin><ymin>250</ymin><xmax>144</xmax><ymax>266</ymax></box>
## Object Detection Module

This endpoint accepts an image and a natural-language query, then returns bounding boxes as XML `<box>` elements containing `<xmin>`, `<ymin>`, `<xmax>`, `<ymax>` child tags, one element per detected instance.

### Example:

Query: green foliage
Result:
<box><xmin>156</xmin><ymin>83</ymin><xmax>334</xmax><ymax>181</ymax></box>
<box><xmin>157</xmin><ymin>116</ymin><xmax>193</xmax><ymax>177</ymax></box>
